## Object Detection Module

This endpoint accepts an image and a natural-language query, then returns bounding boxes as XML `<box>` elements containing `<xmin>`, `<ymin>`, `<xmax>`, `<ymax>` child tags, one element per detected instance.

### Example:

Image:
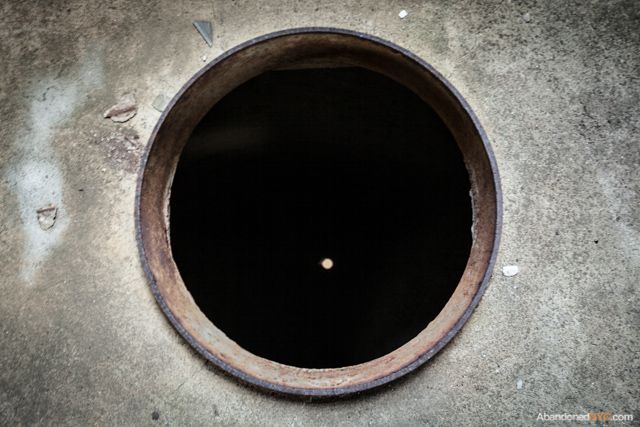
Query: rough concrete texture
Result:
<box><xmin>0</xmin><ymin>0</ymin><xmax>638</xmax><ymax>425</ymax></box>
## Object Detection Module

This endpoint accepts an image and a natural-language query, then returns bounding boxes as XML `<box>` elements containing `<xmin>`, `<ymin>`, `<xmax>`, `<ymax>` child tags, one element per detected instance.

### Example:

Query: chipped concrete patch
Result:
<box><xmin>36</xmin><ymin>205</ymin><xmax>57</xmax><ymax>230</ymax></box>
<box><xmin>91</xmin><ymin>128</ymin><xmax>143</xmax><ymax>173</ymax></box>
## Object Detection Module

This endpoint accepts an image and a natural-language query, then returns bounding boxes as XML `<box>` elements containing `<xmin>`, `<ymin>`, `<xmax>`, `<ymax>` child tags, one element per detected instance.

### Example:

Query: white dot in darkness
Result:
<box><xmin>320</xmin><ymin>258</ymin><xmax>334</xmax><ymax>270</ymax></box>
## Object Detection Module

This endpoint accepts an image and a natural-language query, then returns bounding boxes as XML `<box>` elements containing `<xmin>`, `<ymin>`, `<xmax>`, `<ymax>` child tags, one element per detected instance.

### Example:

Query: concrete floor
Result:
<box><xmin>1</xmin><ymin>0</ymin><xmax>638</xmax><ymax>425</ymax></box>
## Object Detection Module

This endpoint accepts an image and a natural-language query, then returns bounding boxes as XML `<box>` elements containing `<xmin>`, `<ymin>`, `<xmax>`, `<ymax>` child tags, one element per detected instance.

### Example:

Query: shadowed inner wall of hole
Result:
<box><xmin>170</xmin><ymin>67</ymin><xmax>471</xmax><ymax>368</ymax></box>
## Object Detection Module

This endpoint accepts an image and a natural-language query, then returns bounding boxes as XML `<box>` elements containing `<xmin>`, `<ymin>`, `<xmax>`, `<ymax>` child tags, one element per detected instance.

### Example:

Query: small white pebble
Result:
<box><xmin>399</xmin><ymin>10</ymin><xmax>408</xmax><ymax>19</ymax></box>
<box><xmin>523</xmin><ymin>12</ymin><xmax>531</xmax><ymax>22</ymax></box>
<box><xmin>502</xmin><ymin>265</ymin><xmax>519</xmax><ymax>277</ymax></box>
<box><xmin>201</xmin><ymin>55</ymin><xmax>207</xmax><ymax>62</ymax></box>
<box><xmin>516</xmin><ymin>378</ymin><xmax>524</xmax><ymax>389</ymax></box>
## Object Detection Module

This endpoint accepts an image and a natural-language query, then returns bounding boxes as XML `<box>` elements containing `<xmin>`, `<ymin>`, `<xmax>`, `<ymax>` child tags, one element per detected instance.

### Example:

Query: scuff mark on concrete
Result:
<box><xmin>6</xmin><ymin>57</ymin><xmax>104</xmax><ymax>283</ymax></box>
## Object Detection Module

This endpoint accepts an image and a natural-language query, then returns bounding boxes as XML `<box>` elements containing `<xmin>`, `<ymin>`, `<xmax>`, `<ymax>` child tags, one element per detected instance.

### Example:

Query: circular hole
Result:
<box><xmin>137</xmin><ymin>29</ymin><xmax>501</xmax><ymax>396</ymax></box>
<box><xmin>169</xmin><ymin>67</ymin><xmax>472</xmax><ymax>369</ymax></box>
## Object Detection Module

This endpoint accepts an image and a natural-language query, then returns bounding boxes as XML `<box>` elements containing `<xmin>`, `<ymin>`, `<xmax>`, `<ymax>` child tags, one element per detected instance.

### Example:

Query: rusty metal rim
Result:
<box><xmin>135</xmin><ymin>27</ymin><xmax>502</xmax><ymax>397</ymax></box>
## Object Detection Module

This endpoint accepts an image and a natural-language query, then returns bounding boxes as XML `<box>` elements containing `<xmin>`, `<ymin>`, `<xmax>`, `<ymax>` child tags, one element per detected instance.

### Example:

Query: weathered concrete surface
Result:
<box><xmin>0</xmin><ymin>0</ymin><xmax>638</xmax><ymax>425</ymax></box>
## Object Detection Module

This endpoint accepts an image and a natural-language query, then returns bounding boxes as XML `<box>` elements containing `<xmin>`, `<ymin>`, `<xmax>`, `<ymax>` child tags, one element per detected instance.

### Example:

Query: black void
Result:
<box><xmin>170</xmin><ymin>68</ymin><xmax>472</xmax><ymax>369</ymax></box>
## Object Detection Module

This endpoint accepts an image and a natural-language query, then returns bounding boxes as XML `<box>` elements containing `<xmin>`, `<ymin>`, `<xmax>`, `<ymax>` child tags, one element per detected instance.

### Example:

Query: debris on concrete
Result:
<box><xmin>516</xmin><ymin>378</ymin><xmax>524</xmax><ymax>390</ymax></box>
<box><xmin>201</xmin><ymin>55</ymin><xmax>207</xmax><ymax>62</ymax></box>
<box><xmin>502</xmin><ymin>265</ymin><xmax>519</xmax><ymax>277</ymax></box>
<box><xmin>103</xmin><ymin>94</ymin><xmax>137</xmax><ymax>123</ymax></box>
<box><xmin>523</xmin><ymin>12</ymin><xmax>531</xmax><ymax>22</ymax></box>
<box><xmin>152</xmin><ymin>94</ymin><xmax>171</xmax><ymax>112</ymax></box>
<box><xmin>94</xmin><ymin>129</ymin><xmax>143</xmax><ymax>173</ymax></box>
<box><xmin>36</xmin><ymin>205</ymin><xmax>57</xmax><ymax>230</ymax></box>
<box><xmin>193</xmin><ymin>20</ymin><xmax>213</xmax><ymax>47</ymax></box>
<box><xmin>399</xmin><ymin>10</ymin><xmax>408</xmax><ymax>19</ymax></box>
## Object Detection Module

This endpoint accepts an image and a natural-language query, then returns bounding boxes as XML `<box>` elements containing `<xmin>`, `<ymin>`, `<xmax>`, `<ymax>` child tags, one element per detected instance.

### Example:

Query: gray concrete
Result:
<box><xmin>1</xmin><ymin>0</ymin><xmax>638</xmax><ymax>425</ymax></box>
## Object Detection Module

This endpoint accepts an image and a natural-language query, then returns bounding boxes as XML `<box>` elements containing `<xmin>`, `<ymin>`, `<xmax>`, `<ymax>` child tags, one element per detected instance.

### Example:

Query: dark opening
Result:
<box><xmin>170</xmin><ymin>68</ymin><xmax>472</xmax><ymax>368</ymax></box>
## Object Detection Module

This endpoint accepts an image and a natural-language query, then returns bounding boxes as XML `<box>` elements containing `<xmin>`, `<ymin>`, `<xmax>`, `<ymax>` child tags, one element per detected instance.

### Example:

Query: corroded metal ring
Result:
<box><xmin>135</xmin><ymin>27</ymin><xmax>502</xmax><ymax>397</ymax></box>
